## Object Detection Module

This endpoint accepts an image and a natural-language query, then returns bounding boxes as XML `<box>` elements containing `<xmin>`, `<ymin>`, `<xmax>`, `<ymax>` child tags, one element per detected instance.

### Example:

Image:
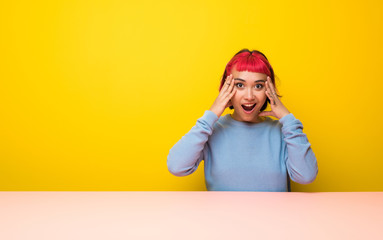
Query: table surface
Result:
<box><xmin>0</xmin><ymin>191</ymin><xmax>382</xmax><ymax>240</ymax></box>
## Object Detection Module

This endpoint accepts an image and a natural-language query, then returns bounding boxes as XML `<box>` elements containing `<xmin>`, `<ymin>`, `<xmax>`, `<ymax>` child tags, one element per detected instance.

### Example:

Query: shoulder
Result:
<box><xmin>213</xmin><ymin>114</ymin><xmax>231</xmax><ymax>130</ymax></box>
<box><xmin>278</xmin><ymin>113</ymin><xmax>304</xmax><ymax>129</ymax></box>
<box><xmin>262</xmin><ymin>117</ymin><xmax>284</xmax><ymax>137</ymax></box>
<box><xmin>260</xmin><ymin>116</ymin><xmax>283</xmax><ymax>129</ymax></box>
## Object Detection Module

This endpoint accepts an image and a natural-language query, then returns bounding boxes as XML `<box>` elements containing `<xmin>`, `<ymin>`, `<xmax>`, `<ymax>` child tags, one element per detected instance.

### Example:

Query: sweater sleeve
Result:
<box><xmin>279</xmin><ymin>113</ymin><xmax>318</xmax><ymax>184</ymax></box>
<box><xmin>167</xmin><ymin>110</ymin><xmax>219</xmax><ymax>177</ymax></box>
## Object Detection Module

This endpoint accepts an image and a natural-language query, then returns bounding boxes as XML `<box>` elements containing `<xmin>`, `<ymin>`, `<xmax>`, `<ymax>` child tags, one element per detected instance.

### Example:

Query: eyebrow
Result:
<box><xmin>234</xmin><ymin>78</ymin><xmax>265</xmax><ymax>83</ymax></box>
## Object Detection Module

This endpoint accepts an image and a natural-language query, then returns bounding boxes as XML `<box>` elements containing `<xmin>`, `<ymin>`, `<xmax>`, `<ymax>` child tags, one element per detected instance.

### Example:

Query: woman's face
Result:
<box><xmin>230</xmin><ymin>68</ymin><xmax>268</xmax><ymax>123</ymax></box>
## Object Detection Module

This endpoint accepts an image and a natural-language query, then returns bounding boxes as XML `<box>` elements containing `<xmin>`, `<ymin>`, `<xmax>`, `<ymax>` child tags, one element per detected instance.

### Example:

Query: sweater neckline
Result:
<box><xmin>222</xmin><ymin>114</ymin><xmax>271</xmax><ymax>127</ymax></box>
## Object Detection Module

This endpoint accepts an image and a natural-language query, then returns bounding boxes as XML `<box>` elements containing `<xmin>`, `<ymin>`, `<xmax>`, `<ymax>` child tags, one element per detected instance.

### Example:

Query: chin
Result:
<box><xmin>245</xmin><ymin>115</ymin><xmax>258</xmax><ymax>120</ymax></box>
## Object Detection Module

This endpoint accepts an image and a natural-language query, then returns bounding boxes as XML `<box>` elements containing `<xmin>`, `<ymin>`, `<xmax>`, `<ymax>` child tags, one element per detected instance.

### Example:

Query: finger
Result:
<box><xmin>223</xmin><ymin>89</ymin><xmax>235</xmax><ymax>109</ymax></box>
<box><xmin>229</xmin><ymin>87</ymin><xmax>236</xmax><ymax>97</ymax></box>
<box><xmin>265</xmin><ymin>90</ymin><xmax>275</xmax><ymax>105</ymax></box>
<box><xmin>221</xmin><ymin>75</ymin><xmax>230</xmax><ymax>92</ymax></box>
<box><xmin>266</xmin><ymin>77</ymin><xmax>274</xmax><ymax>95</ymax></box>
<box><xmin>225</xmin><ymin>87</ymin><xmax>236</xmax><ymax>101</ymax></box>
<box><xmin>265</xmin><ymin>79</ymin><xmax>271</xmax><ymax>95</ymax></box>
<box><xmin>265</xmin><ymin>90</ymin><xmax>271</xmax><ymax>104</ymax></box>
<box><xmin>267</xmin><ymin>76</ymin><xmax>275</xmax><ymax>90</ymax></box>
<box><xmin>228</xmin><ymin>75</ymin><xmax>235</xmax><ymax>92</ymax></box>
<box><xmin>223</xmin><ymin>74</ymin><xmax>235</xmax><ymax>96</ymax></box>
<box><xmin>266</xmin><ymin>80</ymin><xmax>279</xmax><ymax>104</ymax></box>
<box><xmin>267</xmin><ymin>76</ymin><xmax>278</xmax><ymax>97</ymax></box>
<box><xmin>221</xmin><ymin>74</ymin><xmax>233</xmax><ymax>93</ymax></box>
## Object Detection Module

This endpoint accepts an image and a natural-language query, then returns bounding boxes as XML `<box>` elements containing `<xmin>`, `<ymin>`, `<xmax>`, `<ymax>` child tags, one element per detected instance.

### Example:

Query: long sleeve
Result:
<box><xmin>167</xmin><ymin>110</ymin><xmax>219</xmax><ymax>176</ymax></box>
<box><xmin>280</xmin><ymin>113</ymin><xmax>318</xmax><ymax>184</ymax></box>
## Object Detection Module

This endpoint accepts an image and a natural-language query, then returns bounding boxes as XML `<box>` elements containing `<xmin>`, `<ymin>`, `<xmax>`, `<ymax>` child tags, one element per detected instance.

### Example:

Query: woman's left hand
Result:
<box><xmin>258</xmin><ymin>76</ymin><xmax>290</xmax><ymax>119</ymax></box>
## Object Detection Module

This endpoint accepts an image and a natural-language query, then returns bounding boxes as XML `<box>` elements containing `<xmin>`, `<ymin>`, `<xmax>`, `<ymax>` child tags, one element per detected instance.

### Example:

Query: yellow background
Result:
<box><xmin>1</xmin><ymin>0</ymin><xmax>382</xmax><ymax>191</ymax></box>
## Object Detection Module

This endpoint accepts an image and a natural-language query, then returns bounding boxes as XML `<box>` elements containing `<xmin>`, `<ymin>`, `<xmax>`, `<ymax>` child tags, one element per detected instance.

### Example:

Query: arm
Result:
<box><xmin>167</xmin><ymin>110</ymin><xmax>218</xmax><ymax>176</ymax></box>
<box><xmin>167</xmin><ymin>74</ymin><xmax>235</xmax><ymax>176</ymax></box>
<box><xmin>260</xmin><ymin>77</ymin><xmax>318</xmax><ymax>184</ymax></box>
<box><xmin>280</xmin><ymin>113</ymin><xmax>318</xmax><ymax>184</ymax></box>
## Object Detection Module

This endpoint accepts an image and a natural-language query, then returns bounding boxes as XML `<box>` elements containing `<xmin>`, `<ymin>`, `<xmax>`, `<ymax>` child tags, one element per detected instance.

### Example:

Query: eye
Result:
<box><xmin>255</xmin><ymin>84</ymin><xmax>264</xmax><ymax>89</ymax></box>
<box><xmin>235</xmin><ymin>83</ymin><xmax>244</xmax><ymax>88</ymax></box>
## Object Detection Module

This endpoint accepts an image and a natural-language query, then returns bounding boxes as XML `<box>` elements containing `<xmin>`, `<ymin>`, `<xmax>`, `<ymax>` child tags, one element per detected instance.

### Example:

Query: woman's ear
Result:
<box><xmin>228</xmin><ymin>100</ymin><xmax>234</xmax><ymax>109</ymax></box>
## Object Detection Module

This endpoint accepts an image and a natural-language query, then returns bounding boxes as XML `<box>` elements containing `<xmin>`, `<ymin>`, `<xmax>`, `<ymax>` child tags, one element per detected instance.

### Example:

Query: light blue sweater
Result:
<box><xmin>167</xmin><ymin>110</ymin><xmax>318</xmax><ymax>192</ymax></box>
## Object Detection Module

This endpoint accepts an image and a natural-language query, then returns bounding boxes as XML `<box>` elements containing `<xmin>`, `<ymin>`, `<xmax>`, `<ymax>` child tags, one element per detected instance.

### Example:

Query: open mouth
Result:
<box><xmin>241</xmin><ymin>104</ymin><xmax>256</xmax><ymax>113</ymax></box>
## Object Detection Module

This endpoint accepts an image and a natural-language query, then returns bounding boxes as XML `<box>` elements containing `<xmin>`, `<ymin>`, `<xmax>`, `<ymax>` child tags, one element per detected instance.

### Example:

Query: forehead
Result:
<box><xmin>230</xmin><ymin>69</ymin><xmax>267</xmax><ymax>81</ymax></box>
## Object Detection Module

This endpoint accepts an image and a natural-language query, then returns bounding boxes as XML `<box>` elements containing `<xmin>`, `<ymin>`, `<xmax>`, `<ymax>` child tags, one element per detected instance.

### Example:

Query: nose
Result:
<box><xmin>244</xmin><ymin>88</ymin><xmax>255</xmax><ymax>100</ymax></box>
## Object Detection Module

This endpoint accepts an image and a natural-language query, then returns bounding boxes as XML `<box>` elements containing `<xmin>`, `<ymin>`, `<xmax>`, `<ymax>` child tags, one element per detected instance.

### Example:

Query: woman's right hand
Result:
<box><xmin>209</xmin><ymin>74</ymin><xmax>236</xmax><ymax>118</ymax></box>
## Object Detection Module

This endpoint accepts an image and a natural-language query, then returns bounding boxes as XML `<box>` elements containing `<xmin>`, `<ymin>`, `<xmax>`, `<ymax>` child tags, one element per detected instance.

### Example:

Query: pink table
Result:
<box><xmin>0</xmin><ymin>192</ymin><xmax>382</xmax><ymax>239</ymax></box>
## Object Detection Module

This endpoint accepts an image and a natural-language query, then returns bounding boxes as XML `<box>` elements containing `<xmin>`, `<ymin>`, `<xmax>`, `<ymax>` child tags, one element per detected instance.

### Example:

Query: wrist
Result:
<box><xmin>209</xmin><ymin>107</ymin><xmax>221</xmax><ymax>118</ymax></box>
<box><xmin>279</xmin><ymin>111</ymin><xmax>290</xmax><ymax>119</ymax></box>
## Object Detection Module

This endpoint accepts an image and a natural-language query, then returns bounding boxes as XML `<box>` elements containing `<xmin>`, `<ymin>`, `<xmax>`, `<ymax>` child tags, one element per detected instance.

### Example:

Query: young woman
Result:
<box><xmin>167</xmin><ymin>49</ymin><xmax>318</xmax><ymax>191</ymax></box>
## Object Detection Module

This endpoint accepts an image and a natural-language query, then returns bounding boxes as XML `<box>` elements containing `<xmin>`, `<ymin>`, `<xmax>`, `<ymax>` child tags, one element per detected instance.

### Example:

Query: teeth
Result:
<box><xmin>243</xmin><ymin>104</ymin><xmax>255</xmax><ymax>107</ymax></box>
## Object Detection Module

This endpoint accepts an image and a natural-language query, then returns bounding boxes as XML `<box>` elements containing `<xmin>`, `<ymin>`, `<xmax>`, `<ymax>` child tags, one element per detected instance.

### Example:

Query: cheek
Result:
<box><xmin>255</xmin><ymin>91</ymin><xmax>267</xmax><ymax>100</ymax></box>
<box><xmin>231</xmin><ymin>93</ymin><xmax>242</xmax><ymax>105</ymax></box>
